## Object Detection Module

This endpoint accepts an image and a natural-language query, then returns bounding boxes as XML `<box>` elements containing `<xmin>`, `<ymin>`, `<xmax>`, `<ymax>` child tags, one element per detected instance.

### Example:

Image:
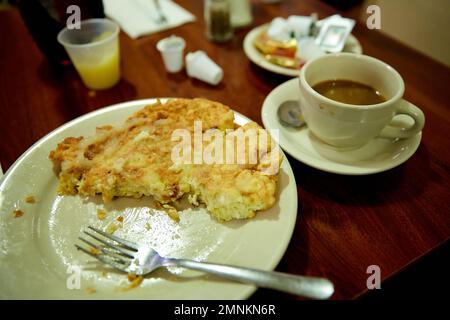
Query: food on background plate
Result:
<box><xmin>253</xmin><ymin>15</ymin><xmax>316</xmax><ymax>70</ymax></box>
<box><xmin>253</xmin><ymin>14</ymin><xmax>356</xmax><ymax>69</ymax></box>
<box><xmin>253</xmin><ymin>31</ymin><xmax>302</xmax><ymax>69</ymax></box>
<box><xmin>49</xmin><ymin>98</ymin><xmax>282</xmax><ymax>222</ymax></box>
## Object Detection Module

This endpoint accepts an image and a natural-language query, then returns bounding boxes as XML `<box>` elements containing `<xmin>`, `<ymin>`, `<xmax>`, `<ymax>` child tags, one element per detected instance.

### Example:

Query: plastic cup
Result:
<box><xmin>57</xmin><ymin>19</ymin><xmax>121</xmax><ymax>90</ymax></box>
<box><xmin>287</xmin><ymin>16</ymin><xmax>315</xmax><ymax>38</ymax></box>
<box><xmin>157</xmin><ymin>36</ymin><xmax>186</xmax><ymax>73</ymax></box>
<box><xmin>186</xmin><ymin>51</ymin><xmax>223</xmax><ymax>85</ymax></box>
<box><xmin>297</xmin><ymin>37</ymin><xmax>326</xmax><ymax>61</ymax></box>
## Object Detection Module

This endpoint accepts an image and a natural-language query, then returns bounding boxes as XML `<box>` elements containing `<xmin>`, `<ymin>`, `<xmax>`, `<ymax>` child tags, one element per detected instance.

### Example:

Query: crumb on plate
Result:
<box><xmin>13</xmin><ymin>210</ymin><xmax>24</xmax><ymax>218</ymax></box>
<box><xmin>25</xmin><ymin>195</ymin><xmax>36</xmax><ymax>204</ymax></box>
<box><xmin>154</xmin><ymin>202</ymin><xmax>163</xmax><ymax>210</ymax></box>
<box><xmin>127</xmin><ymin>274</ymin><xmax>138</xmax><ymax>282</ymax></box>
<box><xmin>163</xmin><ymin>204</ymin><xmax>180</xmax><ymax>222</ymax></box>
<box><xmin>121</xmin><ymin>274</ymin><xmax>144</xmax><ymax>291</ymax></box>
<box><xmin>90</xmin><ymin>247</ymin><xmax>101</xmax><ymax>255</ymax></box>
<box><xmin>84</xmin><ymin>286</ymin><xmax>97</xmax><ymax>294</ymax></box>
<box><xmin>116</xmin><ymin>215</ymin><xmax>124</xmax><ymax>222</ymax></box>
<box><xmin>96</xmin><ymin>208</ymin><xmax>107</xmax><ymax>220</ymax></box>
<box><xmin>106</xmin><ymin>223</ymin><xmax>120</xmax><ymax>235</ymax></box>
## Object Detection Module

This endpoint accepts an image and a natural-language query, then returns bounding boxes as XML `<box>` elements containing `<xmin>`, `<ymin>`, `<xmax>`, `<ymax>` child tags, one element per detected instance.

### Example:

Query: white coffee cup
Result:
<box><xmin>299</xmin><ymin>53</ymin><xmax>425</xmax><ymax>148</ymax></box>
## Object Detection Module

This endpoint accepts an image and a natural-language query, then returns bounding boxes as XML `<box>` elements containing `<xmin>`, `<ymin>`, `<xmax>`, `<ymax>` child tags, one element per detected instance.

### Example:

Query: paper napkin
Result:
<box><xmin>103</xmin><ymin>0</ymin><xmax>196</xmax><ymax>39</ymax></box>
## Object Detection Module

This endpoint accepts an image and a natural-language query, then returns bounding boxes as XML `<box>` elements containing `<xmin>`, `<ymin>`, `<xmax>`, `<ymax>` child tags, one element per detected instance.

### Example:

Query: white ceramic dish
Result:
<box><xmin>243</xmin><ymin>23</ymin><xmax>363</xmax><ymax>77</ymax></box>
<box><xmin>0</xmin><ymin>99</ymin><xmax>298</xmax><ymax>299</ymax></box>
<box><xmin>261</xmin><ymin>79</ymin><xmax>422</xmax><ymax>175</ymax></box>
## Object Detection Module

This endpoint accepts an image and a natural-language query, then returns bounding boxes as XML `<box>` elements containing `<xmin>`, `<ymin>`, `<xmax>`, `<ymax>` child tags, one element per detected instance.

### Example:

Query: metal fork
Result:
<box><xmin>76</xmin><ymin>226</ymin><xmax>334</xmax><ymax>299</ymax></box>
<box><xmin>153</xmin><ymin>0</ymin><xmax>168</xmax><ymax>25</ymax></box>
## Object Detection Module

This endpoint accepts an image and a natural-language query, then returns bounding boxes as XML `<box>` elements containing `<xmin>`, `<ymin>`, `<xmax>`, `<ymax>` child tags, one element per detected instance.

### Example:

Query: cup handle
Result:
<box><xmin>379</xmin><ymin>99</ymin><xmax>425</xmax><ymax>139</ymax></box>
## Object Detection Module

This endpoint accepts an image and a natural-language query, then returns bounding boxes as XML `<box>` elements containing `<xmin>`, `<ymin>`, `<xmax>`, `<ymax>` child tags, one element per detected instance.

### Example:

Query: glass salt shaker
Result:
<box><xmin>204</xmin><ymin>0</ymin><xmax>233</xmax><ymax>42</ymax></box>
<box><xmin>229</xmin><ymin>0</ymin><xmax>252</xmax><ymax>28</ymax></box>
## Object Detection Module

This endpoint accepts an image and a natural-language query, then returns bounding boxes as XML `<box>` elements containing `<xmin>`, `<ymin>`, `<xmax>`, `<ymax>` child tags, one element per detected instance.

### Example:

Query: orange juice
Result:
<box><xmin>58</xmin><ymin>20</ymin><xmax>122</xmax><ymax>91</ymax></box>
<box><xmin>73</xmin><ymin>48</ymin><xmax>120</xmax><ymax>90</ymax></box>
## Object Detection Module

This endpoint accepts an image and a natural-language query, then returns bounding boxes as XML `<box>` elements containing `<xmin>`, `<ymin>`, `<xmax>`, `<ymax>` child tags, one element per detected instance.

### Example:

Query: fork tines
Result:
<box><xmin>75</xmin><ymin>226</ymin><xmax>138</xmax><ymax>271</ymax></box>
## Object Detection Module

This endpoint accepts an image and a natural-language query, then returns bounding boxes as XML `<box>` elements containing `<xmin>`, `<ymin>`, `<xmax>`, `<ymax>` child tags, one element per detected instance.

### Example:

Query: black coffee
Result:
<box><xmin>313</xmin><ymin>79</ymin><xmax>386</xmax><ymax>105</ymax></box>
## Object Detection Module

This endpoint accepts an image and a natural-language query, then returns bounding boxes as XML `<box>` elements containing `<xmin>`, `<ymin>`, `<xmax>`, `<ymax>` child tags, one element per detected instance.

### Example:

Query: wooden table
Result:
<box><xmin>1</xmin><ymin>0</ymin><xmax>449</xmax><ymax>300</ymax></box>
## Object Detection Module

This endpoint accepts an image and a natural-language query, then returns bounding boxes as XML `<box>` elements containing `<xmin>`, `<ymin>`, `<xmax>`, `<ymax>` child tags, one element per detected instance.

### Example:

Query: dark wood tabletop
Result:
<box><xmin>1</xmin><ymin>0</ymin><xmax>449</xmax><ymax>300</ymax></box>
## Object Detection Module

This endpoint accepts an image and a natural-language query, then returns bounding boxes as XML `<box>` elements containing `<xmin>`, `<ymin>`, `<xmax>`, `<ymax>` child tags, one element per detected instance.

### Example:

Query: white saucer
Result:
<box><xmin>243</xmin><ymin>24</ymin><xmax>363</xmax><ymax>77</ymax></box>
<box><xmin>261</xmin><ymin>79</ymin><xmax>422</xmax><ymax>175</ymax></box>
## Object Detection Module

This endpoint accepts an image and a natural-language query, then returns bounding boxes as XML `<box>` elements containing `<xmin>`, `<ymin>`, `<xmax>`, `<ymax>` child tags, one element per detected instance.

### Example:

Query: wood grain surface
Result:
<box><xmin>0</xmin><ymin>0</ymin><xmax>449</xmax><ymax>299</ymax></box>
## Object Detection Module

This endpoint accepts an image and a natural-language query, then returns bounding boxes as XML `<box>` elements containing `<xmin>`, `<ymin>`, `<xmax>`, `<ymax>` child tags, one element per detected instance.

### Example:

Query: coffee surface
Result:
<box><xmin>313</xmin><ymin>79</ymin><xmax>386</xmax><ymax>105</ymax></box>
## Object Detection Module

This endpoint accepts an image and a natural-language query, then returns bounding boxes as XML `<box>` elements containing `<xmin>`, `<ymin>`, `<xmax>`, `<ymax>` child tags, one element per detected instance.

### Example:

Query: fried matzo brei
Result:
<box><xmin>49</xmin><ymin>98</ymin><xmax>282</xmax><ymax>221</ymax></box>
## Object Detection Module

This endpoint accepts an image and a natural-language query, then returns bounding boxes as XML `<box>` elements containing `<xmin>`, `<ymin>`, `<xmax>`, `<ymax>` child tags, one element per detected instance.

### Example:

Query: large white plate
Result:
<box><xmin>0</xmin><ymin>99</ymin><xmax>298</xmax><ymax>299</ymax></box>
<box><xmin>262</xmin><ymin>79</ymin><xmax>422</xmax><ymax>175</ymax></box>
<box><xmin>243</xmin><ymin>24</ymin><xmax>363</xmax><ymax>77</ymax></box>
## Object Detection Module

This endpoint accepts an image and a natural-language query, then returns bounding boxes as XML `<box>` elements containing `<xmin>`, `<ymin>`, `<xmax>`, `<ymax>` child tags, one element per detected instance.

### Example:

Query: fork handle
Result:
<box><xmin>165</xmin><ymin>259</ymin><xmax>334</xmax><ymax>299</ymax></box>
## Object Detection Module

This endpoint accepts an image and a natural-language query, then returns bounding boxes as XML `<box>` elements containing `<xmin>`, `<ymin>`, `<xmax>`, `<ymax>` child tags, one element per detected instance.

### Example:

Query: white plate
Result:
<box><xmin>262</xmin><ymin>79</ymin><xmax>422</xmax><ymax>175</ymax></box>
<box><xmin>0</xmin><ymin>99</ymin><xmax>298</xmax><ymax>299</ymax></box>
<box><xmin>243</xmin><ymin>24</ymin><xmax>363</xmax><ymax>77</ymax></box>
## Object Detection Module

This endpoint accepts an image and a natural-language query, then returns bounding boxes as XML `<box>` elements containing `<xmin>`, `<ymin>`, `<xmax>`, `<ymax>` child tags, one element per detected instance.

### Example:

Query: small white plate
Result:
<box><xmin>0</xmin><ymin>99</ymin><xmax>298</xmax><ymax>299</ymax></box>
<box><xmin>261</xmin><ymin>79</ymin><xmax>422</xmax><ymax>175</ymax></box>
<box><xmin>243</xmin><ymin>24</ymin><xmax>363</xmax><ymax>77</ymax></box>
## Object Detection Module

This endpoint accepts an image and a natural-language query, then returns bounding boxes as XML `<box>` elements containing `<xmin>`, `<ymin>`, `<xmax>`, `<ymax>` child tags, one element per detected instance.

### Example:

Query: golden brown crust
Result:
<box><xmin>49</xmin><ymin>98</ymin><xmax>281</xmax><ymax>221</ymax></box>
